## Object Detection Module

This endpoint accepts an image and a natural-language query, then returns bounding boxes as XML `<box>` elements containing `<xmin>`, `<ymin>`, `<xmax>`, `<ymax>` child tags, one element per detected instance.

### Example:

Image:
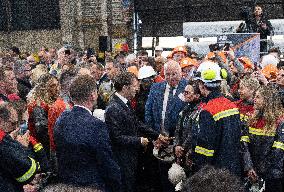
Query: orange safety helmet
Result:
<box><xmin>261</xmin><ymin>64</ymin><xmax>279</xmax><ymax>79</ymax></box>
<box><xmin>206</xmin><ymin>52</ymin><xmax>227</xmax><ymax>63</ymax></box>
<box><xmin>180</xmin><ymin>58</ymin><xmax>198</xmax><ymax>68</ymax></box>
<box><xmin>206</xmin><ymin>52</ymin><xmax>215</xmax><ymax>60</ymax></box>
<box><xmin>172</xmin><ymin>46</ymin><xmax>188</xmax><ymax>55</ymax></box>
<box><xmin>167</xmin><ymin>51</ymin><xmax>173</xmax><ymax>59</ymax></box>
<box><xmin>127</xmin><ymin>66</ymin><xmax>139</xmax><ymax>77</ymax></box>
<box><xmin>218</xmin><ymin>51</ymin><xmax>227</xmax><ymax>63</ymax></box>
<box><xmin>238</xmin><ymin>56</ymin><xmax>254</xmax><ymax>69</ymax></box>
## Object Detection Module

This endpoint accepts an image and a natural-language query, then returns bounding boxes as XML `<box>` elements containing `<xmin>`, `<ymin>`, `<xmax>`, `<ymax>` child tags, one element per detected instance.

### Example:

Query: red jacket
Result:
<box><xmin>48</xmin><ymin>97</ymin><xmax>72</xmax><ymax>152</ymax></box>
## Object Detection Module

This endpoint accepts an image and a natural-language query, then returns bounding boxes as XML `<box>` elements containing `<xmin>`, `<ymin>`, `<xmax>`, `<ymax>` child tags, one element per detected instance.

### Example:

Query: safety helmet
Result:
<box><xmin>261</xmin><ymin>54</ymin><xmax>279</xmax><ymax>68</ymax></box>
<box><xmin>195</xmin><ymin>61</ymin><xmax>227</xmax><ymax>87</ymax></box>
<box><xmin>155</xmin><ymin>46</ymin><xmax>163</xmax><ymax>51</ymax></box>
<box><xmin>167</xmin><ymin>51</ymin><xmax>173</xmax><ymax>59</ymax></box>
<box><xmin>127</xmin><ymin>66</ymin><xmax>139</xmax><ymax>77</ymax></box>
<box><xmin>206</xmin><ymin>52</ymin><xmax>216</xmax><ymax>60</ymax></box>
<box><xmin>138</xmin><ymin>66</ymin><xmax>157</xmax><ymax>80</ymax></box>
<box><xmin>180</xmin><ymin>58</ymin><xmax>198</xmax><ymax>68</ymax></box>
<box><xmin>172</xmin><ymin>46</ymin><xmax>187</xmax><ymax>55</ymax></box>
<box><xmin>238</xmin><ymin>56</ymin><xmax>254</xmax><ymax>69</ymax></box>
<box><xmin>261</xmin><ymin>64</ymin><xmax>279</xmax><ymax>79</ymax></box>
<box><xmin>206</xmin><ymin>52</ymin><xmax>227</xmax><ymax>63</ymax></box>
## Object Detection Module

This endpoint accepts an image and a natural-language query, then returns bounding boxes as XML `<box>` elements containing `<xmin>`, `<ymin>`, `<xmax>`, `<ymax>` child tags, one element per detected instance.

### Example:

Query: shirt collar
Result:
<box><xmin>166</xmin><ymin>83</ymin><xmax>177</xmax><ymax>89</ymax></box>
<box><xmin>74</xmin><ymin>105</ymin><xmax>92</xmax><ymax>115</ymax></box>
<box><xmin>115</xmin><ymin>92</ymin><xmax>128</xmax><ymax>105</ymax></box>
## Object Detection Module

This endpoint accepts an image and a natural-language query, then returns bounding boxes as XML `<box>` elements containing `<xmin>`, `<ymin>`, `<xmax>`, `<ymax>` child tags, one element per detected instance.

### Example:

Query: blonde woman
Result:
<box><xmin>27</xmin><ymin>74</ymin><xmax>60</xmax><ymax>155</ymax></box>
<box><xmin>243</xmin><ymin>85</ymin><xmax>284</xmax><ymax>191</ymax></box>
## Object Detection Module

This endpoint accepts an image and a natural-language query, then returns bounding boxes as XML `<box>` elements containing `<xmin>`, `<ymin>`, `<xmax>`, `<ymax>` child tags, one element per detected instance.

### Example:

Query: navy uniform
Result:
<box><xmin>191</xmin><ymin>93</ymin><xmax>242</xmax><ymax>176</ymax></box>
<box><xmin>0</xmin><ymin>130</ymin><xmax>39</xmax><ymax>192</ymax></box>
<box><xmin>242</xmin><ymin>118</ymin><xmax>284</xmax><ymax>191</ymax></box>
<box><xmin>190</xmin><ymin>61</ymin><xmax>242</xmax><ymax>176</ymax></box>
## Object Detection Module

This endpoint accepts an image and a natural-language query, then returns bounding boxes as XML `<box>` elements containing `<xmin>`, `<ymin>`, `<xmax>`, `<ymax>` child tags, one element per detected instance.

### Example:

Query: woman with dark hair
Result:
<box><xmin>243</xmin><ymin>85</ymin><xmax>284</xmax><ymax>192</ymax></box>
<box><xmin>252</xmin><ymin>5</ymin><xmax>273</xmax><ymax>53</ymax></box>
<box><xmin>174</xmin><ymin>82</ymin><xmax>201</xmax><ymax>167</ymax></box>
<box><xmin>237</xmin><ymin>5</ymin><xmax>273</xmax><ymax>53</ymax></box>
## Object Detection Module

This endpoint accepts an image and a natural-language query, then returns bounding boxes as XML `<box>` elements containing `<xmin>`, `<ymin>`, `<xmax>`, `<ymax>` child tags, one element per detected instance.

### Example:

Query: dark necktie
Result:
<box><xmin>167</xmin><ymin>87</ymin><xmax>175</xmax><ymax>107</ymax></box>
<box><xmin>126</xmin><ymin>101</ymin><xmax>132</xmax><ymax>109</ymax></box>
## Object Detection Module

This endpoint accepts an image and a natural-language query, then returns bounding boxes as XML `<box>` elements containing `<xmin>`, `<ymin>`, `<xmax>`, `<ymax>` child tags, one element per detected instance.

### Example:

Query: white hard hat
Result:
<box><xmin>155</xmin><ymin>46</ymin><xmax>163</xmax><ymax>51</ymax></box>
<box><xmin>195</xmin><ymin>61</ymin><xmax>227</xmax><ymax>87</ymax></box>
<box><xmin>138</xmin><ymin>66</ymin><xmax>157</xmax><ymax>80</ymax></box>
<box><xmin>261</xmin><ymin>54</ymin><xmax>279</xmax><ymax>68</ymax></box>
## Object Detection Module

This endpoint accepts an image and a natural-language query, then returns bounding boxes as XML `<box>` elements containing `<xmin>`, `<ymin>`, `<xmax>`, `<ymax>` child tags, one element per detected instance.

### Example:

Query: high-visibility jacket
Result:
<box><xmin>0</xmin><ymin>130</ymin><xmax>39</xmax><ymax>192</ymax></box>
<box><xmin>235</xmin><ymin>99</ymin><xmax>255</xmax><ymax>174</ymax></box>
<box><xmin>242</xmin><ymin>118</ymin><xmax>284</xmax><ymax>179</ymax></box>
<box><xmin>191</xmin><ymin>91</ymin><xmax>242</xmax><ymax>176</ymax></box>
<box><xmin>235</xmin><ymin>99</ymin><xmax>254</xmax><ymax>122</ymax></box>
<box><xmin>29</xmin><ymin>135</ymin><xmax>50</xmax><ymax>173</ymax></box>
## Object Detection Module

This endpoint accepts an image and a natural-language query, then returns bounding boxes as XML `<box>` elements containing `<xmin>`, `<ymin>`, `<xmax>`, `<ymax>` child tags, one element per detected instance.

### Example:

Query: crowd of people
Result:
<box><xmin>0</xmin><ymin>7</ymin><xmax>284</xmax><ymax>191</ymax></box>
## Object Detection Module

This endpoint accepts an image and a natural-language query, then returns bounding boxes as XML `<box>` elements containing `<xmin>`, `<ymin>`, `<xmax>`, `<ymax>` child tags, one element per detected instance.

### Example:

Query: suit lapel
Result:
<box><xmin>157</xmin><ymin>82</ymin><xmax>167</xmax><ymax>120</ymax></box>
<box><xmin>113</xmin><ymin>95</ymin><xmax>132</xmax><ymax>114</ymax></box>
<box><xmin>166</xmin><ymin>80</ymin><xmax>185</xmax><ymax>117</ymax></box>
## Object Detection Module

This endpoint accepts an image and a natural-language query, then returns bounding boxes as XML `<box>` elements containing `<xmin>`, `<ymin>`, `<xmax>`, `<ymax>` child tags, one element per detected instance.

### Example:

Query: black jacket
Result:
<box><xmin>16</xmin><ymin>77</ymin><xmax>32</xmax><ymax>102</ymax></box>
<box><xmin>191</xmin><ymin>91</ymin><xmax>242</xmax><ymax>176</ymax></box>
<box><xmin>105</xmin><ymin>95</ymin><xmax>159</xmax><ymax>192</ymax></box>
<box><xmin>174</xmin><ymin>100</ymin><xmax>200</xmax><ymax>152</ymax></box>
<box><xmin>242</xmin><ymin>118</ymin><xmax>284</xmax><ymax>179</ymax></box>
<box><xmin>54</xmin><ymin>106</ymin><xmax>121</xmax><ymax>192</ymax></box>
<box><xmin>0</xmin><ymin>130</ymin><xmax>39</xmax><ymax>192</ymax></box>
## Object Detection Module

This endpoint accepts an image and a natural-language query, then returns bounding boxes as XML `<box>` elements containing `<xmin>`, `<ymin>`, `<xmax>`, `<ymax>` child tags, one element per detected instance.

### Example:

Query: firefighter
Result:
<box><xmin>189</xmin><ymin>61</ymin><xmax>242</xmax><ymax>176</ymax></box>
<box><xmin>0</xmin><ymin>103</ymin><xmax>39</xmax><ymax>192</ymax></box>
<box><xmin>242</xmin><ymin>85</ymin><xmax>284</xmax><ymax>192</ymax></box>
<box><xmin>235</xmin><ymin>76</ymin><xmax>260</xmax><ymax>122</ymax></box>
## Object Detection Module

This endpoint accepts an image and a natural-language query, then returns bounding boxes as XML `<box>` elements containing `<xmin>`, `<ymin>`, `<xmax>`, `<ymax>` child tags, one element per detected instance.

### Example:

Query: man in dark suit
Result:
<box><xmin>105</xmin><ymin>72</ymin><xmax>168</xmax><ymax>192</ymax></box>
<box><xmin>145</xmin><ymin>60</ymin><xmax>187</xmax><ymax>192</ymax></box>
<box><xmin>54</xmin><ymin>75</ymin><xmax>121</xmax><ymax>192</ymax></box>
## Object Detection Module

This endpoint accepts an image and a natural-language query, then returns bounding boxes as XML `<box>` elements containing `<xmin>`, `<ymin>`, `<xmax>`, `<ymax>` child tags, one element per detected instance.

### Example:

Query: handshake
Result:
<box><xmin>141</xmin><ymin>134</ymin><xmax>173</xmax><ymax>148</ymax></box>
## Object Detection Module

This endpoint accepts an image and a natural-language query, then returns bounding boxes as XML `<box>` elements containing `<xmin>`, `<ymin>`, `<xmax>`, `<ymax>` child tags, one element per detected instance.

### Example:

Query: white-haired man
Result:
<box><xmin>145</xmin><ymin>60</ymin><xmax>187</xmax><ymax>192</ymax></box>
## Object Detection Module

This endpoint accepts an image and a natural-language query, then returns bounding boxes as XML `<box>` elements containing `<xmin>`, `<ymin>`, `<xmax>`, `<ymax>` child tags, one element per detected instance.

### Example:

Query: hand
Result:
<box><xmin>247</xmin><ymin>169</ymin><xmax>258</xmax><ymax>182</ymax></box>
<box><xmin>16</xmin><ymin>130</ymin><xmax>30</xmax><ymax>148</ymax></box>
<box><xmin>175</xmin><ymin>146</ymin><xmax>184</xmax><ymax>158</ymax></box>
<box><xmin>23</xmin><ymin>184</ymin><xmax>37</xmax><ymax>192</ymax></box>
<box><xmin>9</xmin><ymin>128</ymin><xmax>20</xmax><ymax>140</ymax></box>
<box><xmin>141</xmin><ymin>137</ymin><xmax>149</xmax><ymax>147</ymax></box>
<box><xmin>158</xmin><ymin>134</ymin><xmax>171</xmax><ymax>145</ymax></box>
<box><xmin>257</xmin><ymin>72</ymin><xmax>269</xmax><ymax>85</ymax></box>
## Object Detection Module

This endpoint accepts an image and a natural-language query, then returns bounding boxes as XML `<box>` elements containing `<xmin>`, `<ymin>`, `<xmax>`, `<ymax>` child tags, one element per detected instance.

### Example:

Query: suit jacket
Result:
<box><xmin>105</xmin><ymin>95</ymin><xmax>159</xmax><ymax>192</ymax></box>
<box><xmin>54</xmin><ymin>106</ymin><xmax>121</xmax><ymax>192</ymax></box>
<box><xmin>145</xmin><ymin>79</ymin><xmax>187</xmax><ymax>137</ymax></box>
